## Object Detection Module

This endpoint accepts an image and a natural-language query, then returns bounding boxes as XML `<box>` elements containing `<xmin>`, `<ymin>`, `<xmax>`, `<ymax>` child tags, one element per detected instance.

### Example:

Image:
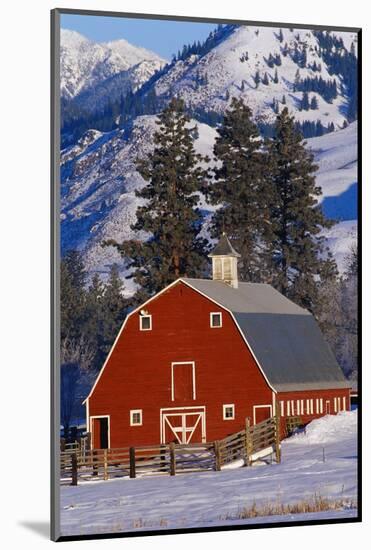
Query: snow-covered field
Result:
<box><xmin>60</xmin><ymin>411</ymin><xmax>358</xmax><ymax>537</ymax></box>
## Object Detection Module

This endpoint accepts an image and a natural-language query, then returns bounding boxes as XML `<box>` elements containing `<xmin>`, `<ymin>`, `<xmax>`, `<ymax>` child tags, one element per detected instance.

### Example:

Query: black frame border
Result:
<box><xmin>51</xmin><ymin>7</ymin><xmax>362</xmax><ymax>542</ymax></box>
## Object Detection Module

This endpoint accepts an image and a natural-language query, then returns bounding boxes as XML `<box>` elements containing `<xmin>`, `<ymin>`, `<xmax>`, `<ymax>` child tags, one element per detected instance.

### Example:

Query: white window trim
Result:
<box><xmin>300</xmin><ymin>400</ymin><xmax>304</xmax><ymax>415</ymax></box>
<box><xmin>334</xmin><ymin>397</ymin><xmax>338</xmax><ymax>413</ymax></box>
<box><xmin>253</xmin><ymin>404</ymin><xmax>273</xmax><ymax>425</ymax></box>
<box><xmin>310</xmin><ymin>399</ymin><xmax>314</xmax><ymax>415</ymax></box>
<box><xmin>287</xmin><ymin>401</ymin><xmax>291</xmax><ymax>416</ymax></box>
<box><xmin>223</xmin><ymin>404</ymin><xmax>235</xmax><ymax>420</ymax></box>
<box><xmin>139</xmin><ymin>314</ymin><xmax>152</xmax><ymax>331</ymax></box>
<box><xmin>89</xmin><ymin>415</ymin><xmax>111</xmax><ymax>449</ymax></box>
<box><xmin>171</xmin><ymin>361</ymin><xmax>196</xmax><ymax>401</ymax></box>
<box><xmin>210</xmin><ymin>311</ymin><xmax>223</xmax><ymax>328</ymax></box>
<box><xmin>343</xmin><ymin>396</ymin><xmax>346</xmax><ymax>411</ymax></box>
<box><xmin>320</xmin><ymin>398</ymin><xmax>324</xmax><ymax>414</ymax></box>
<box><xmin>130</xmin><ymin>409</ymin><xmax>143</xmax><ymax>426</ymax></box>
<box><xmin>280</xmin><ymin>401</ymin><xmax>284</xmax><ymax>417</ymax></box>
<box><xmin>306</xmin><ymin>399</ymin><xmax>310</xmax><ymax>414</ymax></box>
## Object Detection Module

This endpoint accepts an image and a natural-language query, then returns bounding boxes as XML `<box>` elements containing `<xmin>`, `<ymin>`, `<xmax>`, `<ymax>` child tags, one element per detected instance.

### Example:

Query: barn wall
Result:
<box><xmin>88</xmin><ymin>281</ymin><xmax>273</xmax><ymax>447</ymax></box>
<box><xmin>277</xmin><ymin>387</ymin><xmax>351</xmax><ymax>436</ymax></box>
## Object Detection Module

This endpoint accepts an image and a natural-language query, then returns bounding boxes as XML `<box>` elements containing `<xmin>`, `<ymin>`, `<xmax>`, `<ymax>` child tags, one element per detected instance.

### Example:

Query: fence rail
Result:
<box><xmin>60</xmin><ymin>412</ymin><xmax>286</xmax><ymax>485</ymax></box>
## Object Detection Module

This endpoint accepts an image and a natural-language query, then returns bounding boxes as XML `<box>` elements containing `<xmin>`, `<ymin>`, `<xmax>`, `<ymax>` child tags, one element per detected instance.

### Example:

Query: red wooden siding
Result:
<box><xmin>88</xmin><ymin>281</ymin><xmax>273</xmax><ymax>448</ymax></box>
<box><xmin>277</xmin><ymin>388</ymin><xmax>350</xmax><ymax>437</ymax></box>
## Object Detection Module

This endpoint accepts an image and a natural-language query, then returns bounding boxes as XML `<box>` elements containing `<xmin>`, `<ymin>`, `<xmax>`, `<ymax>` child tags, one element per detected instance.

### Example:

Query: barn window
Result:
<box><xmin>210</xmin><ymin>312</ymin><xmax>222</xmax><ymax>328</ymax></box>
<box><xmin>306</xmin><ymin>399</ymin><xmax>310</xmax><ymax>414</ymax></box>
<box><xmin>343</xmin><ymin>396</ymin><xmax>347</xmax><ymax>411</ymax></box>
<box><xmin>300</xmin><ymin>400</ymin><xmax>304</xmax><ymax>415</ymax></box>
<box><xmin>223</xmin><ymin>404</ymin><xmax>235</xmax><ymax>420</ymax></box>
<box><xmin>286</xmin><ymin>401</ymin><xmax>291</xmax><ymax>416</ymax></box>
<box><xmin>319</xmin><ymin>398</ymin><xmax>324</xmax><ymax>414</ymax></box>
<box><xmin>140</xmin><ymin>314</ymin><xmax>152</xmax><ymax>331</ymax></box>
<box><xmin>280</xmin><ymin>401</ymin><xmax>284</xmax><ymax>416</ymax></box>
<box><xmin>316</xmin><ymin>398</ymin><xmax>320</xmax><ymax>414</ymax></box>
<box><xmin>130</xmin><ymin>409</ymin><xmax>143</xmax><ymax>426</ymax></box>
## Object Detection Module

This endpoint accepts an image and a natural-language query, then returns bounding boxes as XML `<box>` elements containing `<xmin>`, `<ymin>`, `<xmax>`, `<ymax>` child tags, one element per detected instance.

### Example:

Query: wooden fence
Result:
<box><xmin>60</xmin><ymin>413</ymin><xmax>282</xmax><ymax>485</ymax></box>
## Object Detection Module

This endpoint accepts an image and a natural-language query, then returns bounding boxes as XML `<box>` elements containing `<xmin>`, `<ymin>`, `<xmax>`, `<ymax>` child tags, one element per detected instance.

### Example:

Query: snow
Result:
<box><xmin>60</xmin><ymin>29</ymin><xmax>166</xmax><ymax>101</ymax></box>
<box><xmin>152</xmin><ymin>25</ymin><xmax>354</xmax><ymax>128</ymax></box>
<box><xmin>60</xmin><ymin>411</ymin><xmax>357</xmax><ymax>536</ymax></box>
<box><xmin>60</xmin><ymin>26</ymin><xmax>358</xmax><ymax>281</ymax></box>
<box><xmin>321</xmin><ymin>220</ymin><xmax>357</xmax><ymax>273</ymax></box>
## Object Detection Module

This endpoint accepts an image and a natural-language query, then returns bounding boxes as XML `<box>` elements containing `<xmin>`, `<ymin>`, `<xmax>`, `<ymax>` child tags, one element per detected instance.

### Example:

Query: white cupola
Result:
<box><xmin>208</xmin><ymin>234</ymin><xmax>241</xmax><ymax>289</ymax></box>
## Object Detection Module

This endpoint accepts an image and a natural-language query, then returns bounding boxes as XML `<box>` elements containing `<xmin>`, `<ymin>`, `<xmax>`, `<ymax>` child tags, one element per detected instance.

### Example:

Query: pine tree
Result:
<box><xmin>301</xmin><ymin>91</ymin><xmax>310</xmax><ymax>110</ymax></box>
<box><xmin>278</xmin><ymin>28</ymin><xmax>284</xmax><ymax>42</ymax></box>
<box><xmin>104</xmin><ymin>98</ymin><xmax>210</xmax><ymax>298</ymax></box>
<box><xmin>265</xmin><ymin>108</ymin><xmax>337</xmax><ymax>312</ymax></box>
<box><xmin>310</xmin><ymin>95</ymin><xmax>319</xmax><ymax>110</ymax></box>
<box><xmin>61</xmin><ymin>250</ymin><xmax>87</xmax><ymax>341</ymax></box>
<box><xmin>293</xmin><ymin>69</ymin><xmax>301</xmax><ymax>92</ymax></box>
<box><xmin>262</xmin><ymin>72</ymin><xmax>269</xmax><ymax>85</ymax></box>
<box><xmin>207</xmin><ymin>98</ymin><xmax>273</xmax><ymax>282</ymax></box>
<box><xmin>254</xmin><ymin>70</ymin><xmax>260</xmax><ymax>88</ymax></box>
<box><xmin>100</xmin><ymin>265</ymin><xmax>128</xmax><ymax>357</ymax></box>
<box><xmin>273</xmin><ymin>69</ymin><xmax>279</xmax><ymax>84</ymax></box>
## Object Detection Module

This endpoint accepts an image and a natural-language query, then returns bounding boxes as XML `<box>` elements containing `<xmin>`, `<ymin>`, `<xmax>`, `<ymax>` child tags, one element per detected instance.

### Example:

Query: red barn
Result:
<box><xmin>85</xmin><ymin>235</ymin><xmax>351</xmax><ymax>450</ymax></box>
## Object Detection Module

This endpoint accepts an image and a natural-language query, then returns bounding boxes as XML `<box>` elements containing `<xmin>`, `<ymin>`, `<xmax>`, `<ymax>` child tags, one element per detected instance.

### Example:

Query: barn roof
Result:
<box><xmin>182</xmin><ymin>278</ymin><xmax>350</xmax><ymax>392</ymax></box>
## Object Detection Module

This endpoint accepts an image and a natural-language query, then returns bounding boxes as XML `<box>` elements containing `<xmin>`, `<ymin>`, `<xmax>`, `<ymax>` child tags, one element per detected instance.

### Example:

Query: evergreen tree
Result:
<box><xmin>282</xmin><ymin>94</ymin><xmax>286</xmax><ymax>104</ymax></box>
<box><xmin>254</xmin><ymin>70</ymin><xmax>260</xmax><ymax>88</ymax></box>
<box><xmin>301</xmin><ymin>91</ymin><xmax>310</xmax><ymax>110</ymax></box>
<box><xmin>265</xmin><ymin>108</ymin><xmax>337</xmax><ymax>312</ymax></box>
<box><xmin>104</xmin><ymin>98</ymin><xmax>210</xmax><ymax>298</ymax></box>
<box><xmin>293</xmin><ymin>69</ymin><xmax>301</xmax><ymax>92</ymax></box>
<box><xmin>262</xmin><ymin>72</ymin><xmax>269</xmax><ymax>85</ymax></box>
<box><xmin>207</xmin><ymin>98</ymin><xmax>273</xmax><ymax>282</ymax></box>
<box><xmin>273</xmin><ymin>68</ymin><xmax>279</xmax><ymax>84</ymax></box>
<box><xmin>61</xmin><ymin>250</ymin><xmax>87</xmax><ymax>341</ymax></box>
<box><xmin>100</xmin><ymin>265</ymin><xmax>128</xmax><ymax>356</ymax></box>
<box><xmin>278</xmin><ymin>28</ymin><xmax>284</xmax><ymax>42</ymax></box>
<box><xmin>310</xmin><ymin>95</ymin><xmax>319</xmax><ymax>110</ymax></box>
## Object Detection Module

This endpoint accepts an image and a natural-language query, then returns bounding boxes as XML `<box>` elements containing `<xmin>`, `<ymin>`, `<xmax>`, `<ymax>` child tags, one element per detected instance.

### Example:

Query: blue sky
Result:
<box><xmin>61</xmin><ymin>14</ymin><xmax>218</xmax><ymax>60</ymax></box>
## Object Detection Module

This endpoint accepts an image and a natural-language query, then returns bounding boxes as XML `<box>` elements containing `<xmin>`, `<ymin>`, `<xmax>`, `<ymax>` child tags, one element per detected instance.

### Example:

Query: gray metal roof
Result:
<box><xmin>182</xmin><ymin>278</ymin><xmax>350</xmax><ymax>392</ymax></box>
<box><xmin>208</xmin><ymin>234</ymin><xmax>241</xmax><ymax>257</ymax></box>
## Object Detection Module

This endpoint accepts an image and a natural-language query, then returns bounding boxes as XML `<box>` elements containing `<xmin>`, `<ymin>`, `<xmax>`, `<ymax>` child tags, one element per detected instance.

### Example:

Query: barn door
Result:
<box><xmin>161</xmin><ymin>408</ymin><xmax>206</xmax><ymax>444</ymax></box>
<box><xmin>253</xmin><ymin>405</ymin><xmax>272</xmax><ymax>425</ymax></box>
<box><xmin>171</xmin><ymin>362</ymin><xmax>195</xmax><ymax>401</ymax></box>
<box><xmin>91</xmin><ymin>417</ymin><xmax>109</xmax><ymax>449</ymax></box>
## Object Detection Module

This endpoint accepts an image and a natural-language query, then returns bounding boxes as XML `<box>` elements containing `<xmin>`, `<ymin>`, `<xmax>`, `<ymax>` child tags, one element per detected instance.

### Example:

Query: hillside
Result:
<box><xmin>61</xmin><ymin>117</ymin><xmax>357</xmax><ymax>286</ymax></box>
<box><xmin>146</xmin><ymin>25</ymin><xmax>356</xmax><ymax>129</ymax></box>
<box><xmin>61</xmin><ymin>29</ymin><xmax>167</xmax><ymax>101</ymax></box>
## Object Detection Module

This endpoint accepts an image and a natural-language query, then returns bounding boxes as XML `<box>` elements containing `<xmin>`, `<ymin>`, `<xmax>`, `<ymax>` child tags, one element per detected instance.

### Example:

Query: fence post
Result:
<box><xmin>245</xmin><ymin>418</ymin><xmax>252</xmax><ymax>466</ymax></box>
<box><xmin>103</xmin><ymin>449</ymin><xmax>108</xmax><ymax>480</ymax></box>
<box><xmin>275</xmin><ymin>407</ymin><xmax>281</xmax><ymax>464</ymax></box>
<box><xmin>71</xmin><ymin>453</ymin><xmax>78</xmax><ymax>486</ymax></box>
<box><xmin>92</xmin><ymin>449</ymin><xmax>98</xmax><ymax>476</ymax></box>
<box><xmin>129</xmin><ymin>447</ymin><xmax>136</xmax><ymax>478</ymax></box>
<box><xmin>214</xmin><ymin>441</ymin><xmax>221</xmax><ymax>471</ymax></box>
<box><xmin>169</xmin><ymin>443</ymin><xmax>176</xmax><ymax>476</ymax></box>
<box><xmin>86</xmin><ymin>432</ymin><xmax>91</xmax><ymax>451</ymax></box>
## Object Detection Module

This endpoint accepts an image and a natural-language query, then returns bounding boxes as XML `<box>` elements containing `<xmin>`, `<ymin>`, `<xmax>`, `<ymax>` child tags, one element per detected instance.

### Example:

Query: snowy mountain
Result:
<box><xmin>136</xmin><ymin>25</ymin><xmax>357</xmax><ymax>130</ymax></box>
<box><xmin>60</xmin><ymin>29</ymin><xmax>167</xmax><ymax>101</ymax></box>
<box><xmin>61</xmin><ymin>114</ymin><xmax>357</xmax><ymax>287</ymax></box>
